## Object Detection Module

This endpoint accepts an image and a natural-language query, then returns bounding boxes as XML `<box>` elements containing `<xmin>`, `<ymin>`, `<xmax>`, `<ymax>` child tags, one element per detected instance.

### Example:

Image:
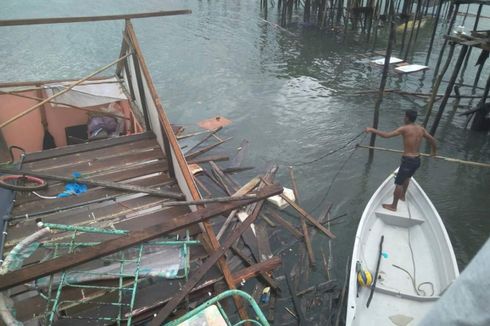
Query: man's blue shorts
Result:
<box><xmin>395</xmin><ymin>156</ymin><xmax>421</xmax><ymax>185</ymax></box>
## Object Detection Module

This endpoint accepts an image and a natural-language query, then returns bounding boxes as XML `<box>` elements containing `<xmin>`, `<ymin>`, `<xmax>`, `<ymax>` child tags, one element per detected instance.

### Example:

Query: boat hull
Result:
<box><xmin>346</xmin><ymin>171</ymin><xmax>459</xmax><ymax>326</ymax></box>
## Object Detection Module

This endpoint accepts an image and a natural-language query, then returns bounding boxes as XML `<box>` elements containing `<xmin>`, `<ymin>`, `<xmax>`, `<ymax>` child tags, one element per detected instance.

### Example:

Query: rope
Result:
<box><xmin>311</xmin><ymin>133</ymin><xmax>368</xmax><ymax>213</ymax></box>
<box><xmin>32</xmin><ymin>191</ymin><xmax>57</xmax><ymax>200</ymax></box>
<box><xmin>392</xmin><ymin>197</ymin><xmax>435</xmax><ymax>297</ymax></box>
<box><xmin>275</xmin><ymin>131</ymin><xmax>366</xmax><ymax>167</ymax></box>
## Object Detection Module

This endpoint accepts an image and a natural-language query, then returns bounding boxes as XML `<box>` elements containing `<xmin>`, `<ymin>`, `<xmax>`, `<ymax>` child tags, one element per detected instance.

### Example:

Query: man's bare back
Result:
<box><xmin>398</xmin><ymin>124</ymin><xmax>431</xmax><ymax>157</ymax></box>
<box><xmin>365</xmin><ymin>110</ymin><xmax>437</xmax><ymax>212</ymax></box>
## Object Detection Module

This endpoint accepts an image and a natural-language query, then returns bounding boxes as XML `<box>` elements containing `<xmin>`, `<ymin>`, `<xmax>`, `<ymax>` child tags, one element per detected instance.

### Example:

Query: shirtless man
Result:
<box><xmin>365</xmin><ymin>110</ymin><xmax>437</xmax><ymax>212</ymax></box>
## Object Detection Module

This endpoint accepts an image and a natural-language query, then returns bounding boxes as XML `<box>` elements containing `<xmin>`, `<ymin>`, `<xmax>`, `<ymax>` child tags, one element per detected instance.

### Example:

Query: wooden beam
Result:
<box><xmin>231</xmin><ymin>256</ymin><xmax>281</xmax><ymax>285</ymax></box>
<box><xmin>266</xmin><ymin>210</ymin><xmax>303</xmax><ymax>239</ymax></box>
<box><xmin>187</xmin><ymin>155</ymin><xmax>229</xmax><ymax>164</ymax></box>
<box><xmin>149</xmin><ymin>179</ymin><xmax>277</xmax><ymax>325</ymax></box>
<box><xmin>230</xmin><ymin>245</ymin><xmax>280</xmax><ymax>291</ymax></box>
<box><xmin>261</xmin><ymin>179</ymin><xmax>336</xmax><ymax>239</ymax></box>
<box><xmin>0</xmin><ymin>167</ymin><xmax>185</xmax><ymax>200</ymax></box>
<box><xmin>0</xmin><ymin>184</ymin><xmax>282</xmax><ymax>291</ymax></box>
<box><xmin>289</xmin><ymin>167</ymin><xmax>315</xmax><ymax>267</ymax></box>
<box><xmin>185</xmin><ymin>137</ymin><xmax>231</xmax><ymax>160</ymax></box>
<box><xmin>23</xmin><ymin>132</ymin><xmax>154</xmax><ymax>163</ymax></box>
<box><xmin>0</xmin><ymin>10</ymin><xmax>192</xmax><ymax>27</ymax></box>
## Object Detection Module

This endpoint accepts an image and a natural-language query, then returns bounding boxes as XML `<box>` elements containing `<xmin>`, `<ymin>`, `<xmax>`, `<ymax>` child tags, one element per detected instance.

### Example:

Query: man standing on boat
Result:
<box><xmin>365</xmin><ymin>110</ymin><xmax>437</xmax><ymax>212</ymax></box>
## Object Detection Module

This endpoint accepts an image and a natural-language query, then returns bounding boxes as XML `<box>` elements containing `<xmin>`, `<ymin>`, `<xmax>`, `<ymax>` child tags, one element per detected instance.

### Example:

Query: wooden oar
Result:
<box><xmin>357</xmin><ymin>144</ymin><xmax>490</xmax><ymax>169</ymax></box>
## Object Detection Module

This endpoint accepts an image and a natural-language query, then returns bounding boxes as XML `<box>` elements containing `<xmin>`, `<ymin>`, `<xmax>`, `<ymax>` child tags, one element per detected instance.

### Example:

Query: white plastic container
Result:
<box><xmin>267</xmin><ymin>187</ymin><xmax>295</xmax><ymax>209</ymax></box>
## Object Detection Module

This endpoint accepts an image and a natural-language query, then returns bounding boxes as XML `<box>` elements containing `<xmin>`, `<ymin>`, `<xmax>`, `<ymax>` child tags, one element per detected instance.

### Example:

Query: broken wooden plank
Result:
<box><xmin>184</xmin><ymin>126</ymin><xmax>223</xmax><ymax>155</ymax></box>
<box><xmin>285</xmin><ymin>271</ymin><xmax>306</xmax><ymax>325</ymax></box>
<box><xmin>232</xmin><ymin>256</ymin><xmax>281</xmax><ymax>286</ymax></box>
<box><xmin>216</xmin><ymin>176</ymin><xmax>261</xmax><ymax>240</ymax></box>
<box><xmin>161</xmin><ymin>194</ymin><xmax>257</xmax><ymax>206</ymax></box>
<box><xmin>222</xmin><ymin>166</ymin><xmax>255</xmax><ymax>174</ymax></box>
<box><xmin>184</xmin><ymin>137</ymin><xmax>231</xmax><ymax>160</ymax></box>
<box><xmin>262</xmin><ymin>178</ymin><xmax>336</xmax><ymax>239</ymax></box>
<box><xmin>209</xmin><ymin>161</ymin><xmax>239</xmax><ymax>194</ymax></box>
<box><xmin>149</xmin><ymin>171</ymin><xmax>277</xmax><ymax>325</ymax></box>
<box><xmin>296</xmin><ymin>280</ymin><xmax>336</xmax><ymax>296</ymax></box>
<box><xmin>0</xmin><ymin>167</ymin><xmax>184</xmax><ymax>200</ymax></box>
<box><xmin>289</xmin><ymin>167</ymin><xmax>315</xmax><ymax>267</ymax></box>
<box><xmin>230</xmin><ymin>245</ymin><xmax>279</xmax><ymax>291</ymax></box>
<box><xmin>0</xmin><ymin>184</ymin><xmax>283</xmax><ymax>291</ymax></box>
<box><xmin>187</xmin><ymin>155</ymin><xmax>229</xmax><ymax>165</ymax></box>
<box><xmin>266</xmin><ymin>210</ymin><xmax>303</xmax><ymax>239</ymax></box>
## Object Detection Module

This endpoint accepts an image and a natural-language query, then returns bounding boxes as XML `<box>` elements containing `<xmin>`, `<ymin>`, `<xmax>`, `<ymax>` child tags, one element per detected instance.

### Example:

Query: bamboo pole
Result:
<box><xmin>0</xmin><ymin>53</ymin><xmax>132</xmax><ymax>129</ymax></box>
<box><xmin>357</xmin><ymin>144</ymin><xmax>490</xmax><ymax>168</ymax></box>
<box><xmin>0</xmin><ymin>90</ymin><xmax>130</xmax><ymax>120</ymax></box>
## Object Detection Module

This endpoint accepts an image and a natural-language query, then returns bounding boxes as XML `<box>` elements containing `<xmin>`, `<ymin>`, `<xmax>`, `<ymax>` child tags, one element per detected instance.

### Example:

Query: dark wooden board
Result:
<box><xmin>23</xmin><ymin>132</ymin><xmax>154</xmax><ymax>163</ymax></box>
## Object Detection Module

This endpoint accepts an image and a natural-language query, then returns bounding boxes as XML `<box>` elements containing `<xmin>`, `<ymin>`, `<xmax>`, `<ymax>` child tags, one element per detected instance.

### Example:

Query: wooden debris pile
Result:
<box><xmin>167</xmin><ymin>120</ymin><xmax>346</xmax><ymax>325</ymax></box>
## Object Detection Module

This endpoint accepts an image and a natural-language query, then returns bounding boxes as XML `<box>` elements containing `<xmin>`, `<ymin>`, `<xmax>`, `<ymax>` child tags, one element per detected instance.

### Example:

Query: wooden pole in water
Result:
<box><xmin>432</xmin><ymin>2</ymin><xmax>459</xmax><ymax>79</ymax></box>
<box><xmin>403</xmin><ymin>0</ymin><xmax>423</xmax><ymax>60</ymax></box>
<box><xmin>458</xmin><ymin>4</ymin><xmax>483</xmax><ymax>86</ymax></box>
<box><xmin>425</xmin><ymin>0</ymin><xmax>443</xmax><ymax>65</ymax></box>
<box><xmin>430</xmin><ymin>44</ymin><xmax>469</xmax><ymax>135</ymax></box>
<box><xmin>399</xmin><ymin>0</ymin><xmax>414</xmax><ymax>56</ymax></box>
<box><xmin>369</xmin><ymin>0</ymin><xmax>395</xmax><ymax>153</ymax></box>
<box><xmin>423</xmin><ymin>42</ymin><xmax>456</xmax><ymax>127</ymax></box>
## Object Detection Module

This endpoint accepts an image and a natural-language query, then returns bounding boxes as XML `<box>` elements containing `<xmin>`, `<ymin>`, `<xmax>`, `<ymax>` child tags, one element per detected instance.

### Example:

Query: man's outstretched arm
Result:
<box><xmin>423</xmin><ymin>129</ymin><xmax>437</xmax><ymax>156</ymax></box>
<box><xmin>365</xmin><ymin>127</ymin><xmax>402</xmax><ymax>138</ymax></box>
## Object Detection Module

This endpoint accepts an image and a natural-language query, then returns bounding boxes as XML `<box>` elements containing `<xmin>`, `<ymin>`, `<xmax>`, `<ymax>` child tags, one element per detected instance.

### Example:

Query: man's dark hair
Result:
<box><xmin>405</xmin><ymin>110</ymin><xmax>417</xmax><ymax>122</ymax></box>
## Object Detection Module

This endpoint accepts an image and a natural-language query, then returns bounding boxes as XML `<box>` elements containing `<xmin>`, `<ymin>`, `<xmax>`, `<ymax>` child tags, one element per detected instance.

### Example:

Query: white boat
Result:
<box><xmin>346</xmin><ymin>171</ymin><xmax>459</xmax><ymax>326</ymax></box>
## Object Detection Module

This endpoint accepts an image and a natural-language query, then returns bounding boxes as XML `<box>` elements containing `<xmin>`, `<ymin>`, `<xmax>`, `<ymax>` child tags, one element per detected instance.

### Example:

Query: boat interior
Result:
<box><xmin>349</xmin><ymin>174</ymin><xmax>459</xmax><ymax>325</ymax></box>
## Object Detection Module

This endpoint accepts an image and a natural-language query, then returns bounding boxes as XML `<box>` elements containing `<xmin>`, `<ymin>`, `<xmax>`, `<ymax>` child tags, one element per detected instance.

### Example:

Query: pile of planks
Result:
<box><xmin>165</xmin><ymin>125</ymin><xmax>345</xmax><ymax>325</ymax></box>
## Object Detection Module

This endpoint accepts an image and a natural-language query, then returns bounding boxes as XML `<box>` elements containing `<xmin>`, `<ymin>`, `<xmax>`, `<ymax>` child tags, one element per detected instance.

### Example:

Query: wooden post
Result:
<box><xmin>369</xmin><ymin>0</ymin><xmax>395</xmax><ymax>152</ymax></box>
<box><xmin>432</xmin><ymin>3</ymin><xmax>459</xmax><ymax>79</ymax></box>
<box><xmin>423</xmin><ymin>42</ymin><xmax>456</xmax><ymax>127</ymax></box>
<box><xmin>430</xmin><ymin>44</ymin><xmax>469</xmax><ymax>135</ymax></box>
<box><xmin>425</xmin><ymin>0</ymin><xmax>443</xmax><ymax>65</ymax></box>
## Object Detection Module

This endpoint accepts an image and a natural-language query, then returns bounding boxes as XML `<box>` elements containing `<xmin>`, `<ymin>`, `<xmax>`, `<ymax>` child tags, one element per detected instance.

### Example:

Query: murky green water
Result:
<box><xmin>1</xmin><ymin>0</ymin><xmax>489</xmax><ymax>319</ymax></box>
